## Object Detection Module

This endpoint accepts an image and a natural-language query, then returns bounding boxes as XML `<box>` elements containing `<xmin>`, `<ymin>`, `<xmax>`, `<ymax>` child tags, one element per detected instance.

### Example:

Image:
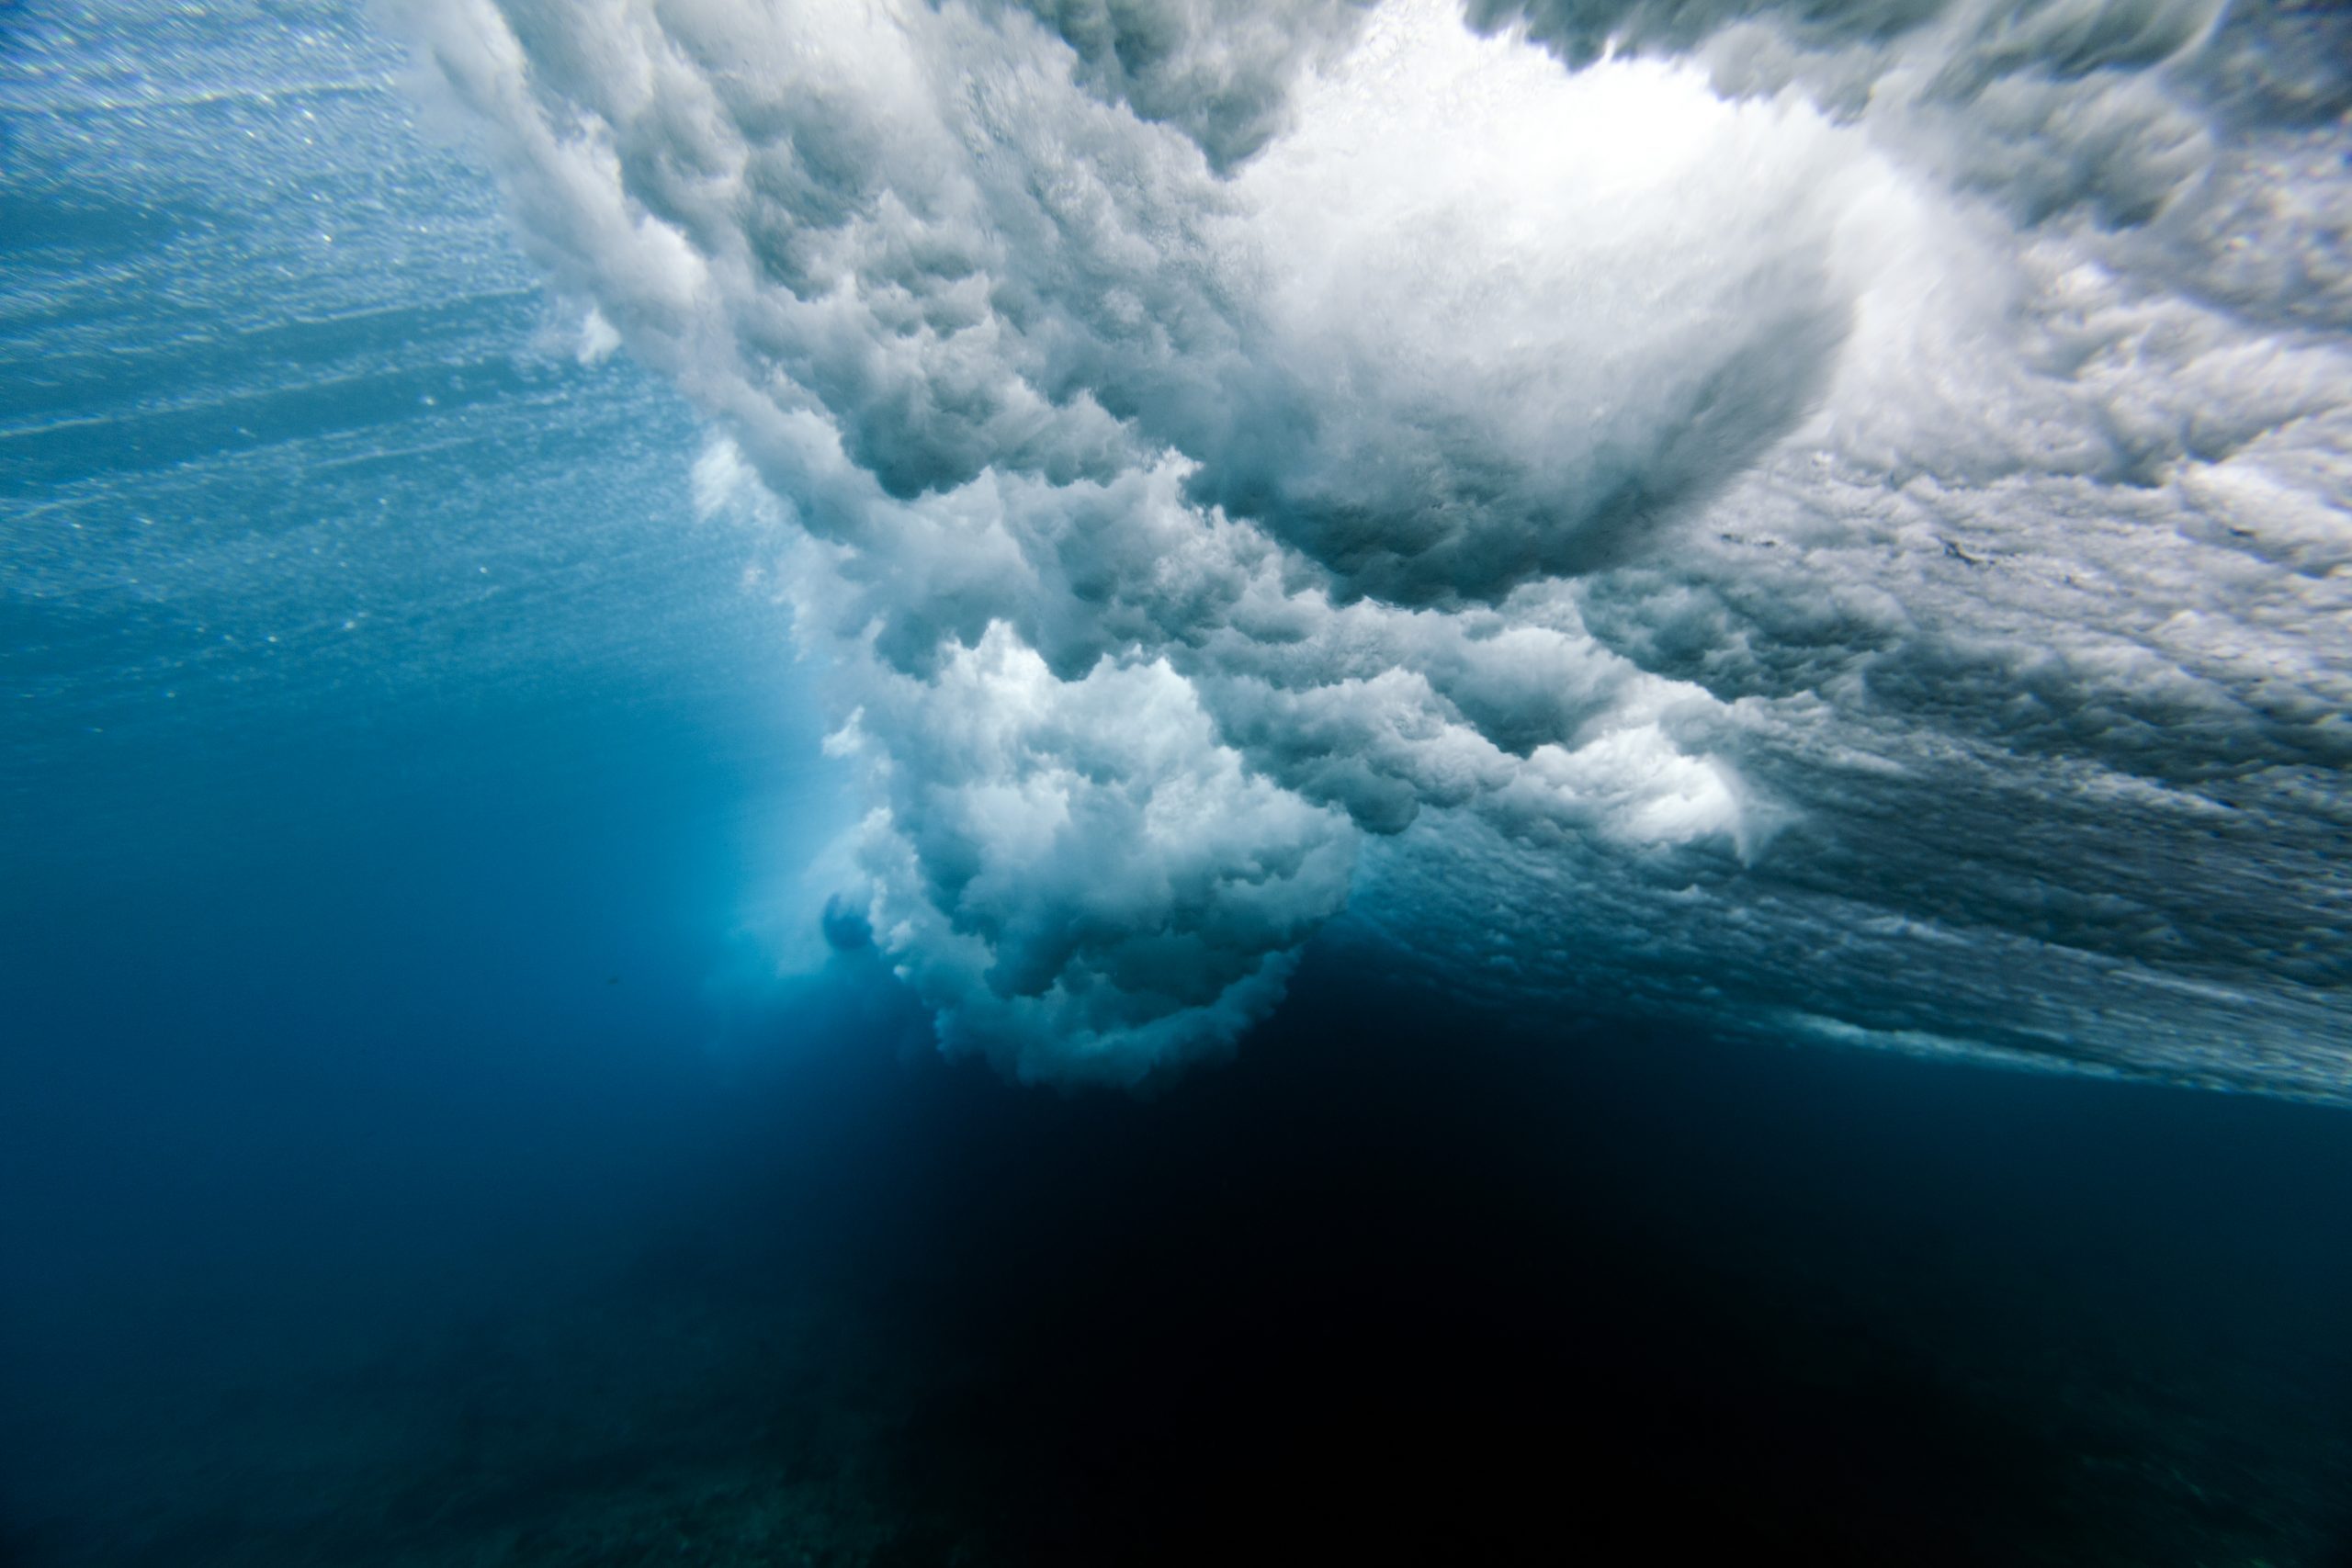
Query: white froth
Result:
<box><xmin>390</xmin><ymin>0</ymin><xmax>2352</xmax><ymax>1094</ymax></box>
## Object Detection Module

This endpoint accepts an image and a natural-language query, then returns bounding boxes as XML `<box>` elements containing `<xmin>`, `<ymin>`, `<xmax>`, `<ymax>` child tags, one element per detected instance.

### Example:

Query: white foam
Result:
<box><xmin>391</xmin><ymin>0</ymin><xmax>2352</xmax><ymax>1092</ymax></box>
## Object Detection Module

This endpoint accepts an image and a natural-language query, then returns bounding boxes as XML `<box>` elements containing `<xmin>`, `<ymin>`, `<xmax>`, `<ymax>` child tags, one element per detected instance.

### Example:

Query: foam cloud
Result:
<box><xmin>393</xmin><ymin>0</ymin><xmax>2351</xmax><ymax>1093</ymax></box>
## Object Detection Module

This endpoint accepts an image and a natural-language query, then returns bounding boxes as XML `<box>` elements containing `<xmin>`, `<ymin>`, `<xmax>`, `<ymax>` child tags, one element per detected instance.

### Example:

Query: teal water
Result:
<box><xmin>3</xmin><ymin>4</ymin><xmax>2349</xmax><ymax>1564</ymax></box>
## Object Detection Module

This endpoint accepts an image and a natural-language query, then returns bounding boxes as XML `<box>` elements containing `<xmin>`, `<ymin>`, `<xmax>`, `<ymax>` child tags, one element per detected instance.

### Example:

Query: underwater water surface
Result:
<box><xmin>5</xmin><ymin>2</ymin><xmax>2351</xmax><ymax>1565</ymax></box>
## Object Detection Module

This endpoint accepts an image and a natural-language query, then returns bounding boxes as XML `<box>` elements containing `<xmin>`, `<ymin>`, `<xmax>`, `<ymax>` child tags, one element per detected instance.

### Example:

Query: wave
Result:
<box><xmin>388</xmin><ymin>0</ymin><xmax>2352</xmax><ymax>1093</ymax></box>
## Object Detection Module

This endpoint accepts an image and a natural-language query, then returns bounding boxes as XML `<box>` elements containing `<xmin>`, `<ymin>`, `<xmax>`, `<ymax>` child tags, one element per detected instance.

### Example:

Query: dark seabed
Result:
<box><xmin>7</xmin><ymin>704</ymin><xmax>2351</xmax><ymax>1568</ymax></box>
<box><xmin>5</xmin><ymin>3</ymin><xmax>2351</xmax><ymax>1565</ymax></box>
<box><xmin>7</xmin><ymin>933</ymin><xmax>2352</xmax><ymax>1566</ymax></box>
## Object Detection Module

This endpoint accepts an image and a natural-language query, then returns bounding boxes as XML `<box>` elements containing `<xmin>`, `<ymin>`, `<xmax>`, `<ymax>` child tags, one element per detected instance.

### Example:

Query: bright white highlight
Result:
<box><xmin>1226</xmin><ymin>10</ymin><xmax>1869</xmax><ymax>598</ymax></box>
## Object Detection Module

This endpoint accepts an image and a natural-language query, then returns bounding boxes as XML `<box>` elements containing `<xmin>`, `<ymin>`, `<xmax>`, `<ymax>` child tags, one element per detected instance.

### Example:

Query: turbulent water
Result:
<box><xmin>4</xmin><ymin>1</ymin><xmax>2351</xmax><ymax>1564</ymax></box>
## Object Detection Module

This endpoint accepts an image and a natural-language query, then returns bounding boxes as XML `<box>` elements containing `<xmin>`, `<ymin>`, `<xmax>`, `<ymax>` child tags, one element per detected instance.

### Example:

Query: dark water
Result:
<box><xmin>6</xmin><ymin>3</ymin><xmax>2351</xmax><ymax>1564</ymax></box>
<box><xmin>6</xmin><ymin>684</ymin><xmax>2351</xmax><ymax>1565</ymax></box>
<box><xmin>9</xmin><ymin>863</ymin><xmax>2352</xmax><ymax>1564</ymax></box>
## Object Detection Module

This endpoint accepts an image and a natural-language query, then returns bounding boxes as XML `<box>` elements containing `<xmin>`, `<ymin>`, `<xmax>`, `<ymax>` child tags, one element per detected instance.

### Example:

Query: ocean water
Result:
<box><xmin>4</xmin><ymin>3</ymin><xmax>2350</xmax><ymax>1565</ymax></box>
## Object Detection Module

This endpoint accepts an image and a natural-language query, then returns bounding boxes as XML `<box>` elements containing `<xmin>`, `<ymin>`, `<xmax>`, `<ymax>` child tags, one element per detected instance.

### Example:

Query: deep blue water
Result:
<box><xmin>4</xmin><ymin>3</ymin><xmax>2351</xmax><ymax>1564</ymax></box>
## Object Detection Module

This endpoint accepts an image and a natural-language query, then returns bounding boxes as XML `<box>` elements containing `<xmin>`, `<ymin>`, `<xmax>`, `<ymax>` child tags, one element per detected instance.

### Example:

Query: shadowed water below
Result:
<box><xmin>7</xmin><ymin>958</ymin><xmax>2348</xmax><ymax>1568</ymax></box>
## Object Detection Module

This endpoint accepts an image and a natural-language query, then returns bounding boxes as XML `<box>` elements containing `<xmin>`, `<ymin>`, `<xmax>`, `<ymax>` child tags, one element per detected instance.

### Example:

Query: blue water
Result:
<box><xmin>5</xmin><ymin>4</ymin><xmax>2351</xmax><ymax>1564</ymax></box>
<box><xmin>0</xmin><ymin>0</ymin><xmax>849</xmax><ymax>1540</ymax></box>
